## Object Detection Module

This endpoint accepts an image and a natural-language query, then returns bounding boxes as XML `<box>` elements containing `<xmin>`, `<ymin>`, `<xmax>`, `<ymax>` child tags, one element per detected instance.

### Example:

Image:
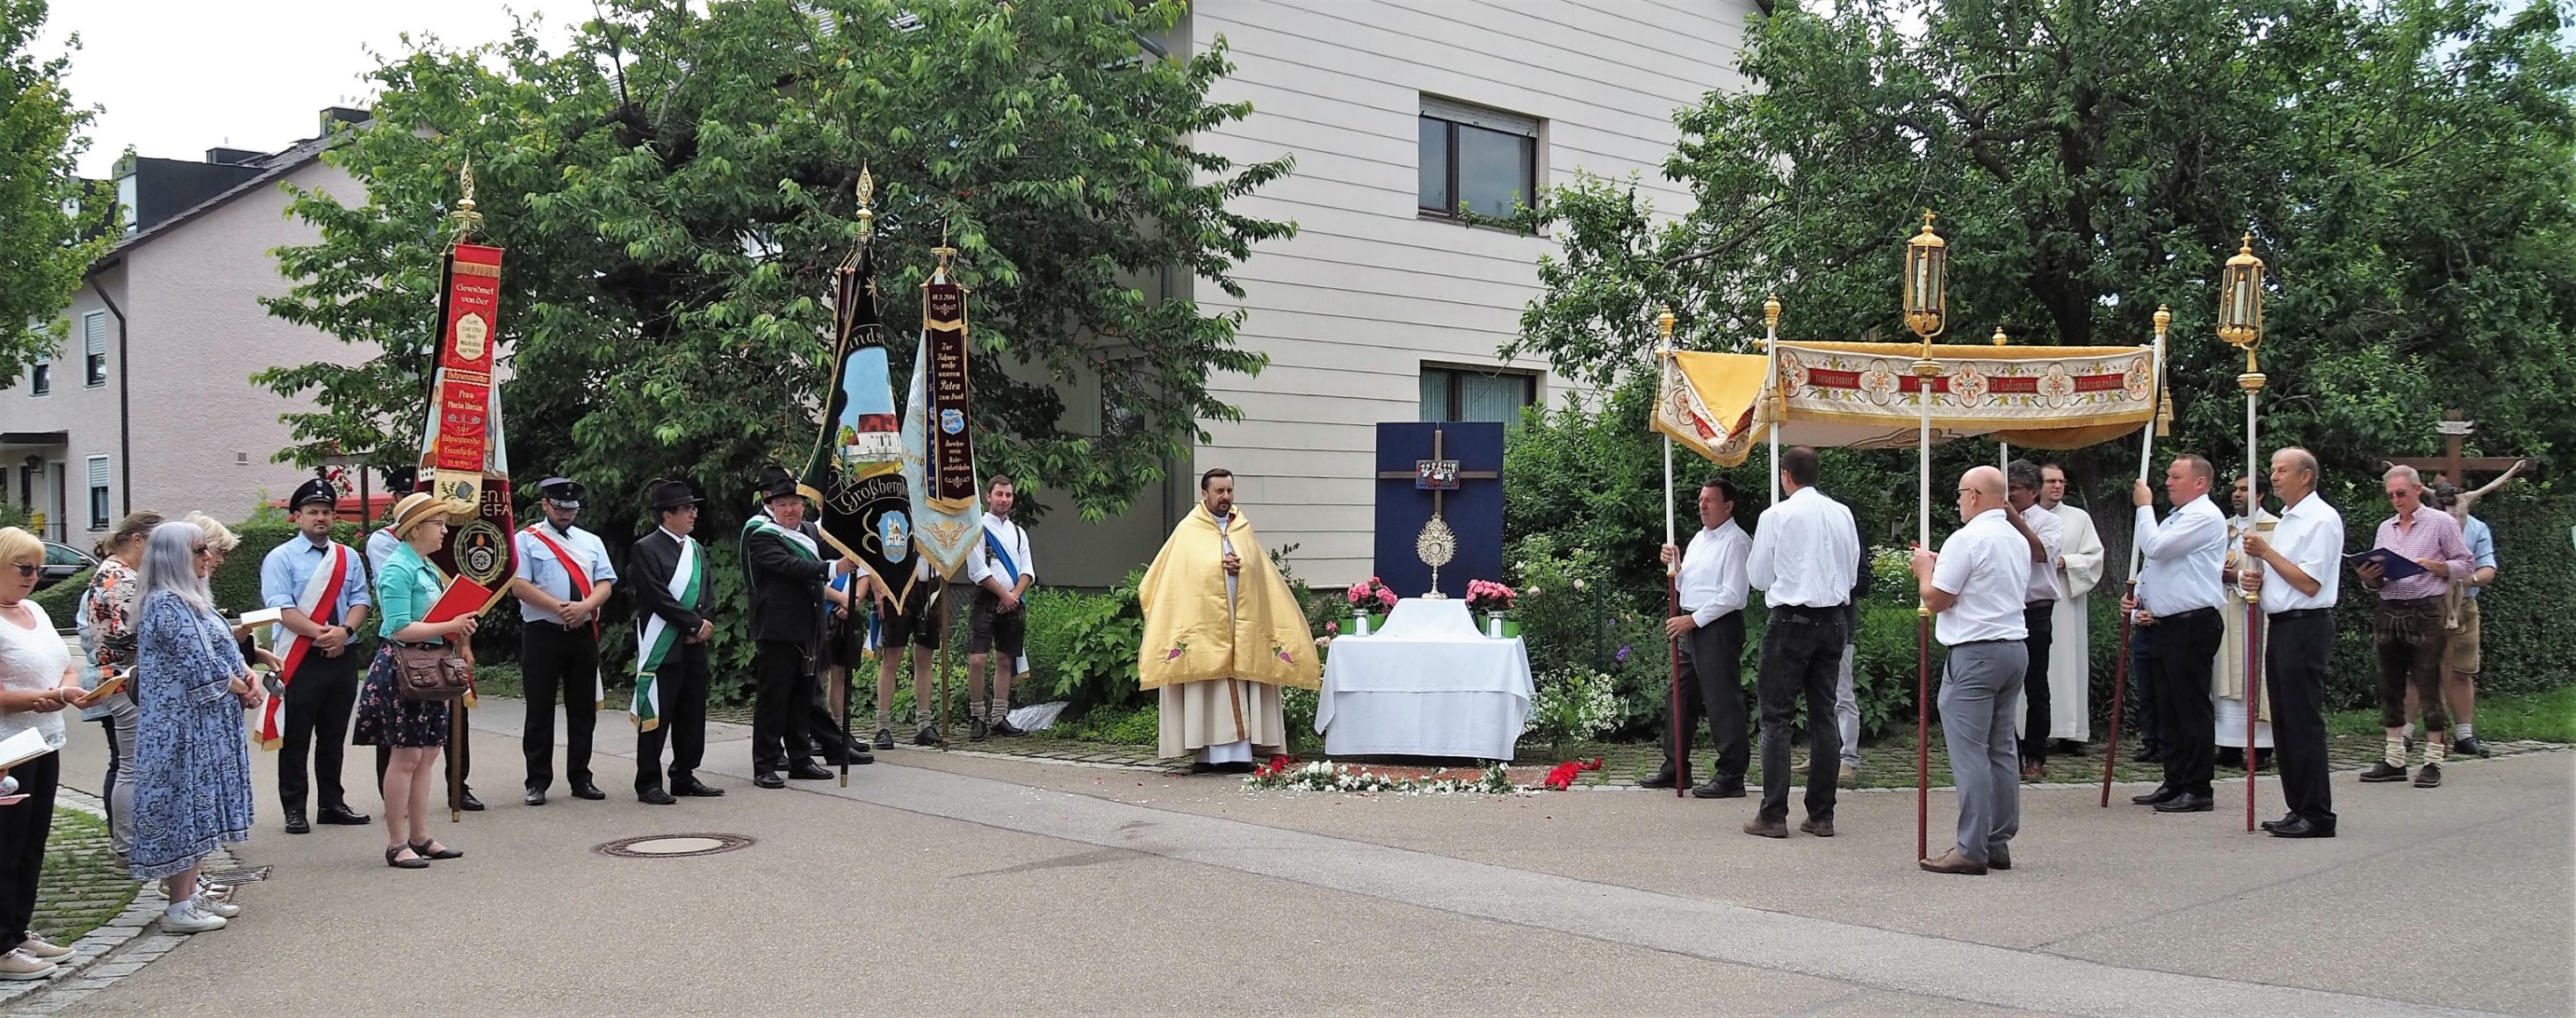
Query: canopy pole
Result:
<box><xmin>2103</xmin><ymin>307</ymin><xmax>2170</xmax><ymax>805</ymax></box>
<box><xmin>2240</xmin><ymin>352</ymin><xmax>2266</xmax><ymax>831</ymax></box>
<box><xmin>1910</xmin><ymin>351</ymin><xmax>1937</xmax><ymax>863</ymax></box>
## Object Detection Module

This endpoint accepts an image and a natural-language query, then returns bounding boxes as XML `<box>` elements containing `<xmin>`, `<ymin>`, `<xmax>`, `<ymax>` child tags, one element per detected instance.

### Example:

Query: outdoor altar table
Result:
<box><xmin>1316</xmin><ymin>597</ymin><xmax>1533</xmax><ymax>760</ymax></box>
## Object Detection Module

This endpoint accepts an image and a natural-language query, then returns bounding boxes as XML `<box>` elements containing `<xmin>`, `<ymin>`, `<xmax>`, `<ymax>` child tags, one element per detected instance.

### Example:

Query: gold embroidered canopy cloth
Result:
<box><xmin>1652</xmin><ymin>341</ymin><xmax>2161</xmax><ymax>464</ymax></box>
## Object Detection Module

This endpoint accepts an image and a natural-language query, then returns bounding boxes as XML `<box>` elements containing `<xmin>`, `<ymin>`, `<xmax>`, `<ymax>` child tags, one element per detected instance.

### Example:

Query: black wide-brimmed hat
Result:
<box><xmin>385</xmin><ymin>465</ymin><xmax>419</xmax><ymax>493</ymax></box>
<box><xmin>538</xmin><ymin>477</ymin><xmax>584</xmax><ymax>509</ymax></box>
<box><xmin>754</xmin><ymin>463</ymin><xmax>801</xmax><ymax>503</ymax></box>
<box><xmin>289</xmin><ymin>476</ymin><xmax>338</xmax><ymax>511</ymax></box>
<box><xmin>647</xmin><ymin>478</ymin><xmax>704</xmax><ymax>512</ymax></box>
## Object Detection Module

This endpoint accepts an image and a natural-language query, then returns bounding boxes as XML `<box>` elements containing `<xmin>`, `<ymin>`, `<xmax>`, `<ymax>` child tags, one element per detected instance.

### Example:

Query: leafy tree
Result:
<box><xmin>260</xmin><ymin>0</ymin><xmax>1293</xmax><ymax>534</ymax></box>
<box><xmin>0</xmin><ymin>0</ymin><xmax>110</xmax><ymax>386</ymax></box>
<box><xmin>1516</xmin><ymin>0</ymin><xmax>2576</xmax><ymax>558</ymax></box>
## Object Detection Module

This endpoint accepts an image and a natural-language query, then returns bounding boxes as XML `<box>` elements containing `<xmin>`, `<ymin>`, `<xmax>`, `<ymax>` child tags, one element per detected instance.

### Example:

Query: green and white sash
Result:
<box><xmin>632</xmin><ymin>536</ymin><xmax>702</xmax><ymax>733</ymax></box>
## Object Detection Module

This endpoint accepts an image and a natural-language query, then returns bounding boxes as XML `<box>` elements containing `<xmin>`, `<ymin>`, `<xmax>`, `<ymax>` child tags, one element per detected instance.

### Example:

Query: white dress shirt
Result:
<box><xmin>1748</xmin><ymin>487</ymin><xmax>1861</xmax><ymax>609</ymax></box>
<box><xmin>2260</xmin><ymin>493</ymin><xmax>2343</xmax><ymax>614</ymax></box>
<box><xmin>2017</xmin><ymin>502</ymin><xmax>2064</xmax><ymax>604</ymax></box>
<box><xmin>965</xmin><ymin>516</ymin><xmax>1035</xmax><ymax>588</ymax></box>
<box><xmin>1930</xmin><ymin>508</ymin><xmax>2032</xmax><ymax>646</ymax></box>
<box><xmin>2134</xmin><ymin>494</ymin><xmax>2229</xmax><ymax>617</ymax></box>
<box><xmin>1676</xmin><ymin>519</ymin><xmax>1751</xmax><ymax>626</ymax></box>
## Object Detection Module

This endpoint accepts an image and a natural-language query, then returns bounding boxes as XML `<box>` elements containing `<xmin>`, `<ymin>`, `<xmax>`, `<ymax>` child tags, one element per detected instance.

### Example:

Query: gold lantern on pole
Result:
<box><xmin>2218</xmin><ymin>231</ymin><xmax>2269</xmax><ymax>831</ymax></box>
<box><xmin>1902</xmin><ymin>211</ymin><xmax>1948</xmax><ymax>352</ymax></box>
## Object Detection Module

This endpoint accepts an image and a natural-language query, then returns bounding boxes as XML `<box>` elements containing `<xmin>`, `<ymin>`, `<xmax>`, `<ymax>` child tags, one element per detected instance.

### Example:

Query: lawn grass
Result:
<box><xmin>2326</xmin><ymin>687</ymin><xmax>2572</xmax><ymax>742</ymax></box>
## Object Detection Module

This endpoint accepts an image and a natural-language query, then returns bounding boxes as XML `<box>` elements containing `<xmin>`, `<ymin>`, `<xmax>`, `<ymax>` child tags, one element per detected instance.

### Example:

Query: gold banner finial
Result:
<box><xmin>855</xmin><ymin>164</ymin><xmax>876</xmax><ymax>241</ymax></box>
<box><xmin>450</xmin><ymin>158</ymin><xmax>484</xmax><ymax>240</ymax></box>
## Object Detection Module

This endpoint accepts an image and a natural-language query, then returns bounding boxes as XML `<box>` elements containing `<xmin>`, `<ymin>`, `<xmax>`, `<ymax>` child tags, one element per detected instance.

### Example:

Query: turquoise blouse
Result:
<box><xmin>375</xmin><ymin>542</ymin><xmax>451</xmax><ymax>641</ymax></box>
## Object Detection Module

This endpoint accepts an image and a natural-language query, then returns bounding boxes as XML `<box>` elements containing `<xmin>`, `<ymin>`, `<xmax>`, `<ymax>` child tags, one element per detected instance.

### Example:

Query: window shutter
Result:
<box><xmin>83</xmin><ymin>312</ymin><xmax>107</xmax><ymax>357</ymax></box>
<box><xmin>88</xmin><ymin>456</ymin><xmax>111</xmax><ymax>487</ymax></box>
<box><xmin>1419</xmin><ymin>97</ymin><xmax>1538</xmax><ymax>137</ymax></box>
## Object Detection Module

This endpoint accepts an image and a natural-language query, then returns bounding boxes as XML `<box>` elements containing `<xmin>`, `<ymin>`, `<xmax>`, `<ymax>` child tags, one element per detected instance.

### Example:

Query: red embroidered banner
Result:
<box><xmin>435</xmin><ymin>244</ymin><xmax>504</xmax><ymax>475</ymax></box>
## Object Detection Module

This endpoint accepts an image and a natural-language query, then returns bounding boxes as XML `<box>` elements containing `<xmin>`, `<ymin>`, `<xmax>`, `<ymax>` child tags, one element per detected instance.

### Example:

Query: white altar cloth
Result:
<box><xmin>1317</xmin><ymin>597</ymin><xmax>1533</xmax><ymax>759</ymax></box>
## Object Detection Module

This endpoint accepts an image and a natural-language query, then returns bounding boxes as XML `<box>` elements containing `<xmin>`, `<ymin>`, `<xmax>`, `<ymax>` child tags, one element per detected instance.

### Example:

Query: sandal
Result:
<box><xmin>384</xmin><ymin>847</ymin><xmax>429</xmax><ymax>870</ymax></box>
<box><xmin>408</xmin><ymin>841</ymin><xmax>463</xmax><ymax>861</ymax></box>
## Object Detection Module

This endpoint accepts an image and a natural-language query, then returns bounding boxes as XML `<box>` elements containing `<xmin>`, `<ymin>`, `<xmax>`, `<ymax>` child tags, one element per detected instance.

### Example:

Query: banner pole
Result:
<box><xmin>2240</xmin><ymin>345</ymin><xmax>2264</xmax><ymax>831</ymax></box>
<box><xmin>1656</xmin><ymin>309</ymin><xmax>1682</xmax><ymax>798</ymax></box>
<box><xmin>1911</xmin><ymin>350</ymin><xmax>1936</xmax><ymax>863</ymax></box>
<box><xmin>2109</xmin><ymin>307</ymin><xmax>2170</xmax><ymax>801</ymax></box>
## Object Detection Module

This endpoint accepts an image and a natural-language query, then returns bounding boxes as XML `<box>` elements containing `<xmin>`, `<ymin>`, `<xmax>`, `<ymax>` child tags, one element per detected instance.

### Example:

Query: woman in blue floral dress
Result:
<box><xmin>130</xmin><ymin>522</ymin><xmax>256</xmax><ymax>934</ymax></box>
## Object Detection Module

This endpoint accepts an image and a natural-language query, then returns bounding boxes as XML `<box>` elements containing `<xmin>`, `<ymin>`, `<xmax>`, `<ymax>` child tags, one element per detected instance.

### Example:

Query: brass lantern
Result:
<box><xmin>1902</xmin><ymin>211</ymin><xmax>1947</xmax><ymax>344</ymax></box>
<box><xmin>2218</xmin><ymin>233</ymin><xmax>2265</xmax><ymax>371</ymax></box>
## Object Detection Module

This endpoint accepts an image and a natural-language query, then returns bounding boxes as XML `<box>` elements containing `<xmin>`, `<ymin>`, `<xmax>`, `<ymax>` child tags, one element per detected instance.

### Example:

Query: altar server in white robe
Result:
<box><xmin>2038</xmin><ymin>464</ymin><xmax>2103</xmax><ymax>747</ymax></box>
<box><xmin>2216</xmin><ymin>475</ymin><xmax>2276</xmax><ymax>754</ymax></box>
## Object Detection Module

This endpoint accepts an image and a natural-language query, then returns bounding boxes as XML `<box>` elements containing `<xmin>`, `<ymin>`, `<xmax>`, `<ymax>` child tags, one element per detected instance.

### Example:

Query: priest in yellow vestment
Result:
<box><xmin>1137</xmin><ymin>468</ymin><xmax>1322</xmax><ymax>769</ymax></box>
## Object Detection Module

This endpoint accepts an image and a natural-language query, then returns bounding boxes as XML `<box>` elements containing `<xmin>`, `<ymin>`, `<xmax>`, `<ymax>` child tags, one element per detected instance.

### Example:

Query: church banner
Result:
<box><xmin>800</xmin><ymin>235</ymin><xmax>925</xmax><ymax>610</ymax></box>
<box><xmin>417</xmin><ymin>242</ymin><xmax>516</xmax><ymax>606</ymax></box>
<box><xmin>900</xmin><ymin>259</ymin><xmax>981</xmax><ymax>581</ymax></box>
<box><xmin>1653</xmin><ymin>341</ymin><xmax>2160</xmax><ymax>466</ymax></box>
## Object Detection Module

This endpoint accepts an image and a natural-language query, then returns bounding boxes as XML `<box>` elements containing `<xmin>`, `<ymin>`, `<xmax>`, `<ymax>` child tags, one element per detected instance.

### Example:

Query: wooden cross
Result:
<box><xmin>1375</xmin><ymin>424</ymin><xmax>1498</xmax><ymax>518</ymax></box>
<box><xmin>2379</xmin><ymin>410</ymin><xmax>2534</xmax><ymax>490</ymax></box>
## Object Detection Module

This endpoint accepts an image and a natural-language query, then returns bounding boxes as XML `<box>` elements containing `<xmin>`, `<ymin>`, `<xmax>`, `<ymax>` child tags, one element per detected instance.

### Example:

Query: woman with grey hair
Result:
<box><xmin>129</xmin><ymin>522</ymin><xmax>259</xmax><ymax>934</ymax></box>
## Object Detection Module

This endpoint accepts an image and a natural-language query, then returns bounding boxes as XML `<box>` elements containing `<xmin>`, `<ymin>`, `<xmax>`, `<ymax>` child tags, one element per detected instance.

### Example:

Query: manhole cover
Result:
<box><xmin>595</xmin><ymin>833</ymin><xmax>755</xmax><ymax>859</ymax></box>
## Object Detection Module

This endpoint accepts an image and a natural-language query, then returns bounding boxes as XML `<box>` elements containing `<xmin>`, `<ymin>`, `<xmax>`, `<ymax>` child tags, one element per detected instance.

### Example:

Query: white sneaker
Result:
<box><xmin>195</xmin><ymin>897</ymin><xmax>241</xmax><ymax>918</ymax></box>
<box><xmin>14</xmin><ymin>935</ymin><xmax>71</xmax><ymax>961</ymax></box>
<box><xmin>0</xmin><ymin>949</ymin><xmax>55</xmax><ymax>980</ymax></box>
<box><xmin>160</xmin><ymin>906</ymin><xmax>227</xmax><ymax>934</ymax></box>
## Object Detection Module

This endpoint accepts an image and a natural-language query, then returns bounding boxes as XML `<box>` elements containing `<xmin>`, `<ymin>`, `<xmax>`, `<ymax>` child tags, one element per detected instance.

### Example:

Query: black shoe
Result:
<box><xmin>753</xmin><ymin>772</ymin><xmax>787</xmax><ymax>790</ymax></box>
<box><xmin>570</xmin><ymin>782</ymin><xmax>606</xmax><ymax>800</ymax></box>
<box><xmin>990</xmin><ymin>718</ymin><xmax>1023</xmax><ymax>737</ymax></box>
<box><xmin>2153</xmin><ymin>793</ymin><xmax>2215</xmax><ymax>813</ymax></box>
<box><xmin>2050</xmin><ymin>739</ymin><xmax>2089</xmax><ymax>757</ymax></box>
<box><xmin>2259</xmin><ymin>813</ymin><xmax>2295</xmax><ymax>833</ymax></box>
<box><xmin>2455</xmin><ymin>734</ymin><xmax>2491</xmax><ymax>758</ymax></box>
<box><xmin>316</xmin><ymin>804</ymin><xmax>372</xmax><ymax>825</ymax></box>
<box><xmin>872</xmin><ymin>727</ymin><xmax>896</xmax><ymax>750</ymax></box>
<box><xmin>284</xmin><ymin>810</ymin><xmax>311</xmax><ymax>834</ymax></box>
<box><xmin>638</xmin><ymin>787</ymin><xmax>677</xmax><ymax>805</ymax></box>
<box><xmin>2359</xmin><ymin>762</ymin><xmax>2411</xmax><ymax>783</ymax></box>
<box><xmin>914</xmin><ymin>725</ymin><xmax>944</xmax><ymax>747</ymax></box>
<box><xmin>2130</xmin><ymin>785</ymin><xmax>2182</xmax><ymax>805</ymax></box>
<box><xmin>2267</xmin><ymin>816</ymin><xmax>2335</xmax><ymax>838</ymax></box>
<box><xmin>1688</xmin><ymin>777</ymin><xmax>1746</xmax><ymax>799</ymax></box>
<box><xmin>2131</xmin><ymin>745</ymin><xmax>2164</xmax><ymax>763</ymax></box>
<box><xmin>1639</xmin><ymin>768</ymin><xmax>1685</xmax><ymax>791</ymax></box>
<box><xmin>523</xmin><ymin>789</ymin><xmax>547</xmax><ymax>806</ymax></box>
<box><xmin>845</xmin><ymin>749</ymin><xmax>875</xmax><ymax>765</ymax></box>
<box><xmin>674</xmin><ymin>776</ymin><xmax>726</xmax><ymax>798</ymax></box>
<box><xmin>969</xmin><ymin>717</ymin><xmax>989</xmax><ymax>742</ymax></box>
<box><xmin>459</xmin><ymin>789</ymin><xmax>485</xmax><ymax>812</ymax></box>
<box><xmin>788</xmin><ymin>762</ymin><xmax>833</xmax><ymax>780</ymax></box>
<box><xmin>2414</xmin><ymin>763</ymin><xmax>2443</xmax><ymax>788</ymax></box>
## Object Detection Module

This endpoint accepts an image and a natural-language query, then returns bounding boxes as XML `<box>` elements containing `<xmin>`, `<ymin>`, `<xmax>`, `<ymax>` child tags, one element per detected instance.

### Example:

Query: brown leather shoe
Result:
<box><xmin>1743</xmin><ymin>817</ymin><xmax>1789</xmax><ymax>839</ymax></box>
<box><xmin>1798</xmin><ymin>817</ymin><xmax>1836</xmax><ymax>838</ymax></box>
<box><xmin>1919</xmin><ymin>848</ymin><xmax>1988</xmax><ymax>876</ymax></box>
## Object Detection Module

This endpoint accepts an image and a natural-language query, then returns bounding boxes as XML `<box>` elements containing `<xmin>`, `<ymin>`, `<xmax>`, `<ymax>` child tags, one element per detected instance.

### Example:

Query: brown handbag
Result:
<box><xmin>391</xmin><ymin>641</ymin><xmax>473</xmax><ymax>702</ymax></box>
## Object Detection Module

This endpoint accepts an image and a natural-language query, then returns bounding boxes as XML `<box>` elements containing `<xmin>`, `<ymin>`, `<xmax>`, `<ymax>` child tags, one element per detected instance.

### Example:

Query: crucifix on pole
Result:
<box><xmin>2379</xmin><ymin>410</ymin><xmax>2535</xmax><ymax>493</ymax></box>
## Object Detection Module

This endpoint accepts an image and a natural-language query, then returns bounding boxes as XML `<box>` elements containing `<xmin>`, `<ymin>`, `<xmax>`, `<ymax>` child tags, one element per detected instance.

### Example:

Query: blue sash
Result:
<box><xmin>983</xmin><ymin>528</ymin><xmax>1021</xmax><ymax>585</ymax></box>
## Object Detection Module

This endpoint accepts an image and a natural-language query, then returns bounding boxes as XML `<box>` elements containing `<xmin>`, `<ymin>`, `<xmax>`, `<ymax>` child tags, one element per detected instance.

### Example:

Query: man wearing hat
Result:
<box><xmin>258</xmin><ymin>474</ymin><xmax>374</xmax><ymax>834</ymax></box>
<box><xmin>742</xmin><ymin>465</ymin><xmax>857</xmax><ymax>788</ymax></box>
<box><xmin>629</xmin><ymin>479</ymin><xmax>723</xmax><ymax>804</ymax></box>
<box><xmin>507</xmin><ymin>478</ymin><xmax>617</xmax><ymax>805</ymax></box>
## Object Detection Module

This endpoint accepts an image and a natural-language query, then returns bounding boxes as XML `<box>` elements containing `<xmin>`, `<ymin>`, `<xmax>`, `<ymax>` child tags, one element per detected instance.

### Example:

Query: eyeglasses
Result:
<box><xmin>191</xmin><ymin>545</ymin><xmax>212</xmax><ymax>556</ymax></box>
<box><xmin>8</xmin><ymin>563</ymin><xmax>35</xmax><ymax>579</ymax></box>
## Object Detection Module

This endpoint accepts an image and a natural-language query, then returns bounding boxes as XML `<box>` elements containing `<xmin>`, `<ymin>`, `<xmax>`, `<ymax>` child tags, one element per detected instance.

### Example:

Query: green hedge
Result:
<box><xmin>32</xmin><ymin>567</ymin><xmax>91</xmax><ymax>625</ymax></box>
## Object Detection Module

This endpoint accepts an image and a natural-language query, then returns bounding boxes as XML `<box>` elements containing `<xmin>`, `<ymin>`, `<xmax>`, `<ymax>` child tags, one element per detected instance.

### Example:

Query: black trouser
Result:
<box><xmin>2148</xmin><ymin>606</ymin><xmax>2223</xmax><ymax>797</ymax></box>
<box><xmin>752</xmin><ymin>639</ymin><xmax>819</xmax><ymax>772</ymax></box>
<box><xmin>97</xmin><ymin>718</ymin><xmax>117</xmax><ymax>810</ymax></box>
<box><xmin>2131</xmin><ymin>620</ymin><xmax>2163</xmax><ymax>754</ymax></box>
<box><xmin>522</xmin><ymin>621</ymin><xmax>601</xmax><ymax>791</ymax></box>
<box><xmin>2266</xmin><ymin>609</ymin><xmax>2336</xmax><ymax>827</ymax></box>
<box><xmin>637</xmin><ymin>640</ymin><xmax>711</xmax><ymax>791</ymax></box>
<box><xmin>279</xmin><ymin>648</ymin><xmax>363</xmax><ymax>812</ymax></box>
<box><xmin>1665</xmin><ymin>610</ymin><xmax>1748</xmax><ymax>783</ymax></box>
<box><xmin>1757</xmin><ymin>603</ymin><xmax>1848</xmax><ymax>823</ymax></box>
<box><xmin>0</xmin><ymin>752</ymin><xmax>60</xmax><ymax>948</ymax></box>
<box><xmin>2021</xmin><ymin>603</ymin><xmax>2054</xmax><ymax>765</ymax></box>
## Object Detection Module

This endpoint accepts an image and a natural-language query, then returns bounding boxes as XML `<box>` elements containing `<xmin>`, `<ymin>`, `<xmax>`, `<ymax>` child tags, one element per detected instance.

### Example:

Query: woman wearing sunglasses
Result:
<box><xmin>128</xmin><ymin>522</ymin><xmax>260</xmax><ymax>935</ymax></box>
<box><xmin>0</xmin><ymin>527</ymin><xmax>83</xmax><ymax>978</ymax></box>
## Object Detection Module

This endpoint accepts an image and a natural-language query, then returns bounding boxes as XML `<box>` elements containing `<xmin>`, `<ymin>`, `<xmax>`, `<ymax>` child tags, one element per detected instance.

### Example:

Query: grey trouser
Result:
<box><xmin>97</xmin><ymin>693</ymin><xmax>138</xmax><ymax>862</ymax></box>
<box><xmin>1937</xmin><ymin>639</ymin><xmax>2027</xmax><ymax>864</ymax></box>
<box><xmin>1833</xmin><ymin>604</ymin><xmax>1861</xmax><ymax>766</ymax></box>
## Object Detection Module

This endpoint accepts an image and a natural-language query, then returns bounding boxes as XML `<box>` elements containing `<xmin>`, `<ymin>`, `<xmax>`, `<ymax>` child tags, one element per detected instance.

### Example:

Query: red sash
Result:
<box><xmin>257</xmin><ymin>545</ymin><xmax>350</xmax><ymax>751</ymax></box>
<box><xmin>520</xmin><ymin>524</ymin><xmax>597</xmax><ymax>638</ymax></box>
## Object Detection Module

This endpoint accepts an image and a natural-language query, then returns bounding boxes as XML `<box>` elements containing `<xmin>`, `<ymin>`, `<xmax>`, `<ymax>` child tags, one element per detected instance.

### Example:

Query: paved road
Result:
<box><xmin>38</xmin><ymin>697</ymin><xmax>2573</xmax><ymax>1016</ymax></box>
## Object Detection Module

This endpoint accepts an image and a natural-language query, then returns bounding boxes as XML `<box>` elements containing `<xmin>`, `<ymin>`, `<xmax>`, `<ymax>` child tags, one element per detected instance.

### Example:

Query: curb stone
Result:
<box><xmin>0</xmin><ymin>788</ymin><xmax>244</xmax><ymax>1016</ymax></box>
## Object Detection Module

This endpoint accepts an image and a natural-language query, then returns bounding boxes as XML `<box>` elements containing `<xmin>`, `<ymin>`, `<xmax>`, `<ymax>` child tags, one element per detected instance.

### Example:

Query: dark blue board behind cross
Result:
<box><xmin>1372</xmin><ymin>422</ymin><xmax>1504</xmax><ymax>600</ymax></box>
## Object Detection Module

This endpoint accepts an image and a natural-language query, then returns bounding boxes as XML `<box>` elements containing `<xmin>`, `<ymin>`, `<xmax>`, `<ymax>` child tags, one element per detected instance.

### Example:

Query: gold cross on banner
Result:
<box><xmin>1375</xmin><ymin>425</ymin><xmax>1499</xmax><ymax>517</ymax></box>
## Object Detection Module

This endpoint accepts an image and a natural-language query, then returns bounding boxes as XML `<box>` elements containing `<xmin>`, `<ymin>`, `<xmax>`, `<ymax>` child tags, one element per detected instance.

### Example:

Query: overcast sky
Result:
<box><xmin>40</xmin><ymin>1</ymin><xmax>596</xmax><ymax>177</ymax></box>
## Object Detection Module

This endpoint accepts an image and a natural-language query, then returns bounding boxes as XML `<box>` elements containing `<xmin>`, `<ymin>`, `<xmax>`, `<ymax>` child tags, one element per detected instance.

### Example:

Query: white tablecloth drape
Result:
<box><xmin>1317</xmin><ymin>598</ymin><xmax>1533</xmax><ymax>760</ymax></box>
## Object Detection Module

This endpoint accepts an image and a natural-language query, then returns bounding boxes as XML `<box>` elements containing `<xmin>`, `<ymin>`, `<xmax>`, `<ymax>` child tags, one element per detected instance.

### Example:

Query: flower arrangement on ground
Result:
<box><xmin>1244</xmin><ymin>759</ymin><xmax>1517</xmax><ymax>795</ymax></box>
<box><xmin>1542</xmin><ymin>757</ymin><xmax>1605</xmax><ymax>791</ymax></box>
